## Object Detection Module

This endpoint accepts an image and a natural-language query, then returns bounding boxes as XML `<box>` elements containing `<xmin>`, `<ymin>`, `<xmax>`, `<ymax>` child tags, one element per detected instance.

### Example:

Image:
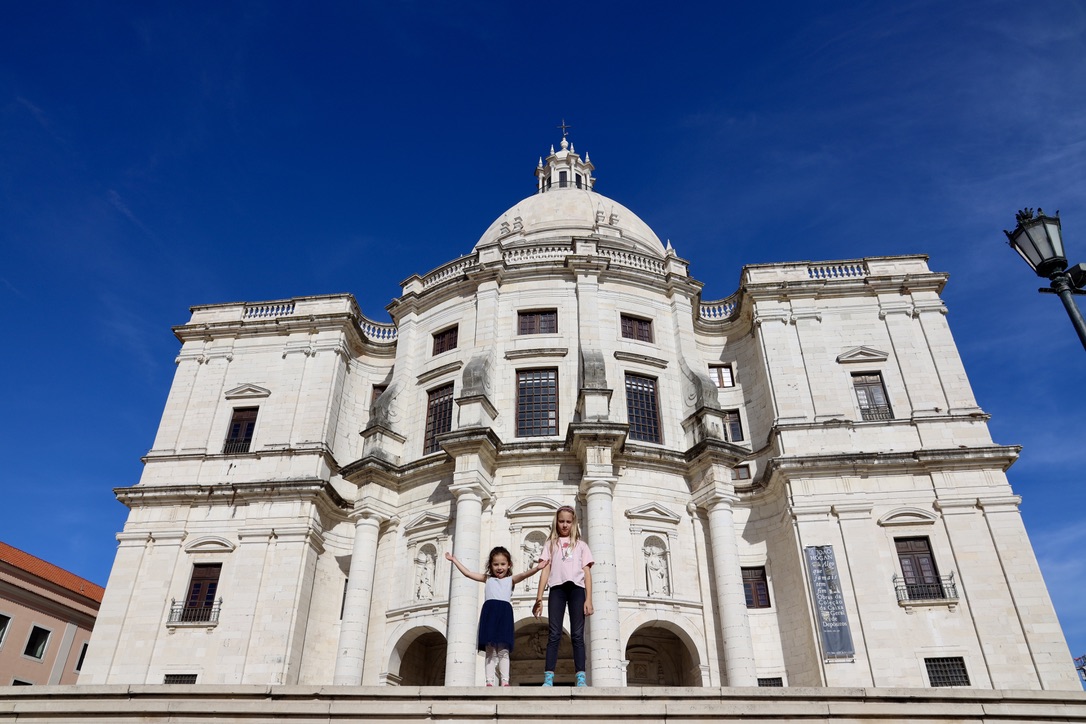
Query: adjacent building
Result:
<box><xmin>0</xmin><ymin>542</ymin><xmax>103</xmax><ymax>686</ymax></box>
<box><xmin>79</xmin><ymin>138</ymin><xmax>1081</xmax><ymax>690</ymax></box>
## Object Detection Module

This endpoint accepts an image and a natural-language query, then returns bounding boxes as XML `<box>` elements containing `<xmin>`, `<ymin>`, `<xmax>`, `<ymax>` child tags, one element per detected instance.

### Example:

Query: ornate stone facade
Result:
<box><xmin>79</xmin><ymin>138</ymin><xmax>1080</xmax><ymax>691</ymax></box>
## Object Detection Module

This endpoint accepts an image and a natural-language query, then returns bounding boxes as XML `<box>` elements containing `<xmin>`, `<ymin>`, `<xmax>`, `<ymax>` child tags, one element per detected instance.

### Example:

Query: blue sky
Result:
<box><xmin>2</xmin><ymin>1</ymin><xmax>1085</xmax><ymax>677</ymax></box>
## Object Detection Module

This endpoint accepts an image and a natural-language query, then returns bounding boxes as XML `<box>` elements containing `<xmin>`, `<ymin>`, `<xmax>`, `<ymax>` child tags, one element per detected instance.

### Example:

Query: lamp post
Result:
<box><xmin>1004</xmin><ymin>208</ymin><xmax>1086</xmax><ymax>351</ymax></box>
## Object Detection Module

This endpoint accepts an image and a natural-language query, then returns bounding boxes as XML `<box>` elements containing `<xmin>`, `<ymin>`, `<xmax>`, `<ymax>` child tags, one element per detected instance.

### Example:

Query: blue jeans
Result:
<box><xmin>545</xmin><ymin>581</ymin><xmax>586</xmax><ymax>672</ymax></box>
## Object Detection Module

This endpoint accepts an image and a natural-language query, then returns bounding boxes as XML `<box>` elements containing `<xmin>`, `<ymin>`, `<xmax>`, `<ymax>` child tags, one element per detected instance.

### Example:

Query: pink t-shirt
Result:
<box><xmin>540</xmin><ymin>537</ymin><xmax>594</xmax><ymax>588</ymax></box>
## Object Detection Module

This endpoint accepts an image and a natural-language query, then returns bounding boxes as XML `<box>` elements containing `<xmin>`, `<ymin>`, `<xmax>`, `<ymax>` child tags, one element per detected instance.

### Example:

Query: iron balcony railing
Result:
<box><xmin>167</xmin><ymin>598</ymin><xmax>223</xmax><ymax>625</ymax></box>
<box><xmin>860</xmin><ymin>404</ymin><xmax>893</xmax><ymax>421</ymax></box>
<box><xmin>893</xmin><ymin>573</ymin><xmax>958</xmax><ymax>603</ymax></box>
<box><xmin>222</xmin><ymin>438</ymin><xmax>253</xmax><ymax>454</ymax></box>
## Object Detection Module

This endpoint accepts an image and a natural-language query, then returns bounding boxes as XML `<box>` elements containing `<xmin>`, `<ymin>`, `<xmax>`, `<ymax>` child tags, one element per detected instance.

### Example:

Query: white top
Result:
<box><xmin>484</xmin><ymin>575</ymin><xmax>513</xmax><ymax>603</ymax></box>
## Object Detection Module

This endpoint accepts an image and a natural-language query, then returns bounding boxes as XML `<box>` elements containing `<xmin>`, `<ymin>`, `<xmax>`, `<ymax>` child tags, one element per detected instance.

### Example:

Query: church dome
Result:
<box><xmin>473</xmin><ymin>137</ymin><xmax>667</xmax><ymax>259</ymax></box>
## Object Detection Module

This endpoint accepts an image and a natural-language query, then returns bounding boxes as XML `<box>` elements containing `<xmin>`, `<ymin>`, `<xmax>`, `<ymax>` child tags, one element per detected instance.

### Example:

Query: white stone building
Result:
<box><xmin>79</xmin><ymin>137</ymin><xmax>1080</xmax><ymax>691</ymax></box>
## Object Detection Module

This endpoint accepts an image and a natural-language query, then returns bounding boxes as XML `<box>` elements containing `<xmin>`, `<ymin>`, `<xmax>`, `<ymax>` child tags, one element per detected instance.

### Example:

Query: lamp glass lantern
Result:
<box><xmin>1005</xmin><ymin>208</ymin><xmax>1066</xmax><ymax>277</ymax></box>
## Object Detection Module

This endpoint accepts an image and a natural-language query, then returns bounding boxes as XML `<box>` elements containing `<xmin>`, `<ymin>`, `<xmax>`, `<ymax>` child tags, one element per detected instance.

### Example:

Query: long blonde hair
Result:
<box><xmin>546</xmin><ymin>505</ymin><xmax>581</xmax><ymax>559</ymax></box>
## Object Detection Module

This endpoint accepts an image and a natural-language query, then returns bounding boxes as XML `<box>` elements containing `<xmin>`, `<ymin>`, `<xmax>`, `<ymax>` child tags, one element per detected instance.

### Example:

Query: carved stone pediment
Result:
<box><xmin>403</xmin><ymin>512</ymin><xmax>450</xmax><ymax>538</ymax></box>
<box><xmin>183</xmin><ymin>535</ymin><xmax>237</xmax><ymax>553</ymax></box>
<box><xmin>877</xmin><ymin>507</ymin><xmax>938</xmax><ymax>527</ymax></box>
<box><xmin>224</xmin><ymin>384</ymin><xmax>271</xmax><ymax>399</ymax></box>
<box><xmin>506</xmin><ymin>497</ymin><xmax>562</xmax><ymax>521</ymax></box>
<box><xmin>625</xmin><ymin>503</ymin><xmax>682</xmax><ymax>526</ymax></box>
<box><xmin>836</xmin><ymin>346</ymin><xmax>889</xmax><ymax>364</ymax></box>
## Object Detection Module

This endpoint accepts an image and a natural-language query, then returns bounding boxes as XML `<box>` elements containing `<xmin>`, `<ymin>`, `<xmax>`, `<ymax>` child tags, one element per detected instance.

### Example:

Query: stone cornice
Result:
<box><xmin>613</xmin><ymin>351</ymin><xmax>669</xmax><ymax>368</ymax></box>
<box><xmin>764</xmin><ymin>444</ymin><xmax>1021</xmax><ymax>481</ymax></box>
<box><xmin>113</xmin><ymin>479</ymin><xmax>349</xmax><ymax>511</ymax></box>
<box><xmin>142</xmin><ymin>444</ymin><xmax>340</xmax><ymax>473</ymax></box>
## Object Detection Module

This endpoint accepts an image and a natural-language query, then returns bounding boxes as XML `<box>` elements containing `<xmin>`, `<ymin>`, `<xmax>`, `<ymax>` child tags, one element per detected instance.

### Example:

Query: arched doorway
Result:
<box><xmin>625</xmin><ymin>624</ymin><xmax>702</xmax><ymax>687</ymax></box>
<box><xmin>390</xmin><ymin>629</ymin><xmax>447</xmax><ymax>685</ymax></box>
<box><xmin>511</xmin><ymin>619</ymin><xmax>573</xmax><ymax>685</ymax></box>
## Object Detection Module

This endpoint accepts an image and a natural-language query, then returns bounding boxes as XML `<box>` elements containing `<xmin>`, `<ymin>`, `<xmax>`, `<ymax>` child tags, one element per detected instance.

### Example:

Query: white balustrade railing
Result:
<box><xmin>361</xmin><ymin>318</ymin><xmax>398</xmax><ymax>343</ymax></box>
<box><xmin>807</xmin><ymin>262</ymin><xmax>867</xmax><ymax>280</ymax></box>
<box><xmin>503</xmin><ymin>245</ymin><xmax>572</xmax><ymax>265</ymax></box>
<box><xmin>601</xmin><ymin>248</ymin><xmax>666</xmax><ymax>274</ymax></box>
<box><xmin>422</xmin><ymin>257</ymin><xmax>479</xmax><ymax>289</ymax></box>
<box><xmin>699</xmin><ymin>294</ymin><xmax>739</xmax><ymax>321</ymax></box>
<box><xmin>244</xmin><ymin>302</ymin><xmax>296</xmax><ymax>319</ymax></box>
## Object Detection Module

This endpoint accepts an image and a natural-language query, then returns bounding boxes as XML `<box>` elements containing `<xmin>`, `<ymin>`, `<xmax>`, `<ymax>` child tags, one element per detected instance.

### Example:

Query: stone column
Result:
<box><xmin>333</xmin><ymin>505</ymin><xmax>388</xmax><ymax>685</ymax></box>
<box><xmin>694</xmin><ymin>483</ymin><xmax>757</xmax><ymax>686</ymax></box>
<box><xmin>582</xmin><ymin>476</ymin><xmax>622</xmax><ymax>685</ymax></box>
<box><xmin>444</xmin><ymin>481</ymin><xmax>486</xmax><ymax>686</ymax></box>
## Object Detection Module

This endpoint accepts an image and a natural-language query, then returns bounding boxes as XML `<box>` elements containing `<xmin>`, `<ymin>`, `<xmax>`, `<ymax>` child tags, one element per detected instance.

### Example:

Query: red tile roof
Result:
<box><xmin>0</xmin><ymin>541</ymin><xmax>105</xmax><ymax>604</ymax></box>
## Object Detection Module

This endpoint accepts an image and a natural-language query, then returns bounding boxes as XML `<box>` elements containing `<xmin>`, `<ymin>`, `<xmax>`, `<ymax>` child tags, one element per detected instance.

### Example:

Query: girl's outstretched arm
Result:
<box><xmin>583</xmin><ymin>565</ymin><xmax>594</xmax><ymax>616</ymax></box>
<box><xmin>512</xmin><ymin>558</ymin><xmax>548</xmax><ymax>584</ymax></box>
<box><xmin>445</xmin><ymin>552</ymin><xmax>486</xmax><ymax>582</ymax></box>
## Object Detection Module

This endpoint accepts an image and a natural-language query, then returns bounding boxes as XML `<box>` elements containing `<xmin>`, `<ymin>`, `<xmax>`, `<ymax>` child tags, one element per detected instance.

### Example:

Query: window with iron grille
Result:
<box><xmin>852</xmin><ymin>373</ymin><xmax>892</xmax><ymax>421</ymax></box>
<box><xmin>757</xmin><ymin>677</ymin><xmax>783</xmax><ymax>687</ymax></box>
<box><xmin>223</xmin><ymin>407</ymin><xmax>258</xmax><ymax>454</ymax></box>
<box><xmin>895</xmin><ymin>537</ymin><xmax>945</xmax><ymax>600</ymax></box>
<box><xmin>164</xmin><ymin>674</ymin><xmax>198</xmax><ymax>684</ymax></box>
<box><xmin>23</xmin><ymin>626</ymin><xmax>50</xmax><ymax>659</ymax></box>
<box><xmin>743</xmin><ymin>567</ymin><xmax>771</xmax><ymax>608</ymax></box>
<box><xmin>625</xmin><ymin>374</ymin><xmax>661</xmax><ymax>443</ymax></box>
<box><xmin>723</xmin><ymin>409</ymin><xmax>744</xmax><ymax>441</ymax></box>
<box><xmin>424</xmin><ymin>383</ymin><xmax>454</xmax><ymax>453</ymax></box>
<box><xmin>518</xmin><ymin>310</ymin><xmax>557</xmax><ymax>335</ymax></box>
<box><xmin>432</xmin><ymin>325</ymin><xmax>458</xmax><ymax>355</ymax></box>
<box><xmin>620</xmin><ymin>314</ymin><xmax>654</xmax><ymax>343</ymax></box>
<box><xmin>710</xmin><ymin>364</ymin><xmax>735</xmax><ymax>388</ymax></box>
<box><xmin>516</xmin><ymin>369</ymin><xmax>558</xmax><ymax>437</ymax></box>
<box><xmin>925</xmin><ymin>657</ymin><xmax>970</xmax><ymax>687</ymax></box>
<box><xmin>182</xmin><ymin>564</ymin><xmax>222</xmax><ymax>623</ymax></box>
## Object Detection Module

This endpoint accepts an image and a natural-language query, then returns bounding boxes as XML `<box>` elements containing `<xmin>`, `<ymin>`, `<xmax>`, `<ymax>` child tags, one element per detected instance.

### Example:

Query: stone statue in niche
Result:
<box><xmin>414</xmin><ymin>546</ymin><xmax>436</xmax><ymax>601</ymax></box>
<box><xmin>521</xmin><ymin>532</ymin><xmax>546</xmax><ymax>593</ymax></box>
<box><xmin>644</xmin><ymin>538</ymin><xmax>670</xmax><ymax>597</ymax></box>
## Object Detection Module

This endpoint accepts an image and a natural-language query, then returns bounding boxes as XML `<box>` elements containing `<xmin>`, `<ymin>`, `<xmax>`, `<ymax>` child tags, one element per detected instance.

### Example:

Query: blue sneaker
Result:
<box><xmin>575</xmin><ymin>671</ymin><xmax>586</xmax><ymax>687</ymax></box>
<box><xmin>542</xmin><ymin>671</ymin><xmax>554</xmax><ymax>687</ymax></box>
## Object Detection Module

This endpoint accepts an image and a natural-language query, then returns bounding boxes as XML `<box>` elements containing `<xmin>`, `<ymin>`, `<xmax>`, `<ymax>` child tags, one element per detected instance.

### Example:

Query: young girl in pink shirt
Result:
<box><xmin>532</xmin><ymin>505</ymin><xmax>594</xmax><ymax>687</ymax></box>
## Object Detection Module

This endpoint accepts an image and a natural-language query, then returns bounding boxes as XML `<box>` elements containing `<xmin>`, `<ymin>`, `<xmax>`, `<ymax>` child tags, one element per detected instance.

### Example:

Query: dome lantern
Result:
<box><xmin>535</xmin><ymin>135</ymin><xmax>595</xmax><ymax>194</ymax></box>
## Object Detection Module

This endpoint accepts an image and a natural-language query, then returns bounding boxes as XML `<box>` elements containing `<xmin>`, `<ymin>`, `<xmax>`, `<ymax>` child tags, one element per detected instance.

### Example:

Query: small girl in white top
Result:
<box><xmin>446</xmin><ymin>547</ymin><xmax>548</xmax><ymax>686</ymax></box>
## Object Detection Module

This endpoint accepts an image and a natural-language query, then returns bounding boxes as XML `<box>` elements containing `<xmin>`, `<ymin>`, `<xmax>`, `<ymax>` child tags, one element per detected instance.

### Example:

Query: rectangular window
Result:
<box><xmin>370</xmin><ymin>385</ymin><xmax>387</xmax><ymax>408</ymax></box>
<box><xmin>223</xmin><ymin>407</ymin><xmax>258</xmax><ymax>454</ymax></box>
<box><xmin>0</xmin><ymin>613</ymin><xmax>9</xmax><ymax>648</ymax></box>
<box><xmin>853</xmin><ymin>373</ymin><xmax>892</xmax><ymax>421</ymax></box>
<box><xmin>183</xmin><ymin>563</ymin><xmax>222</xmax><ymax>622</ymax></box>
<box><xmin>12</xmin><ymin>679</ymin><xmax>32</xmax><ymax>686</ymax></box>
<box><xmin>925</xmin><ymin>657</ymin><xmax>970</xmax><ymax>687</ymax></box>
<box><xmin>424</xmin><ymin>383</ymin><xmax>455</xmax><ymax>454</ymax></box>
<box><xmin>723</xmin><ymin>410</ymin><xmax>744</xmax><ymax>442</ymax></box>
<box><xmin>757</xmin><ymin>677</ymin><xmax>783</xmax><ymax>687</ymax></box>
<box><xmin>75</xmin><ymin>642</ymin><xmax>88</xmax><ymax>672</ymax></box>
<box><xmin>164</xmin><ymin>674</ymin><xmax>199</xmax><ymax>684</ymax></box>
<box><xmin>518</xmin><ymin>309</ymin><xmax>557</xmax><ymax>335</ymax></box>
<box><xmin>516</xmin><ymin>369</ymin><xmax>558</xmax><ymax>437</ymax></box>
<box><xmin>742</xmin><ymin>567</ymin><xmax>771</xmax><ymax>608</ymax></box>
<box><xmin>710</xmin><ymin>364</ymin><xmax>735</xmax><ymax>388</ymax></box>
<box><xmin>620</xmin><ymin>314</ymin><xmax>654</xmax><ymax>343</ymax></box>
<box><xmin>895</xmin><ymin>537</ymin><xmax>944</xmax><ymax>600</ymax></box>
<box><xmin>432</xmin><ymin>325</ymin><xmax>458</xmax><ymax>355</ymax></box>
<box><xmin>23</xmin><ymin>626</ymin><xmax>49</xmax><ymax>659</ymax></box>
<box><xmin>732</xmin><ymin>465</ymin><xmax>751</xmax><ymax>480</ymax></box>
<box><xmin>625</xmin><ymin>374</ymin><xmax>661</xmax><ymax>443</ymax></box>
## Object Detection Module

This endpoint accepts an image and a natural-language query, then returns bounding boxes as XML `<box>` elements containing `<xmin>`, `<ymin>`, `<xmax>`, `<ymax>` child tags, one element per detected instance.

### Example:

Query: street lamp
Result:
<box><xmin>1005</xmin><ymin>208</ymin><xmax>1086</xmax><ymax>351</ymax></box>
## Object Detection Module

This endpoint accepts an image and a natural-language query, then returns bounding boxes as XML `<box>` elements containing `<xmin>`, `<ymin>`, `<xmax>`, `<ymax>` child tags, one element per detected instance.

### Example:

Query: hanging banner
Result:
<box><xmin>804</xmin><ymin>545</ymin><xmax>855</xmax><ymax>659</ymax></box>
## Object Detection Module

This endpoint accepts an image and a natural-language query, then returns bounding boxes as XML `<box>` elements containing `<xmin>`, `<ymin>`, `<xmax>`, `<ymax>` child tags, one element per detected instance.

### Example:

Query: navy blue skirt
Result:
<box><xmin>477</xmin><ymin>599</ymin><xmax>515</xmax><ymax>651</ymax></box>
